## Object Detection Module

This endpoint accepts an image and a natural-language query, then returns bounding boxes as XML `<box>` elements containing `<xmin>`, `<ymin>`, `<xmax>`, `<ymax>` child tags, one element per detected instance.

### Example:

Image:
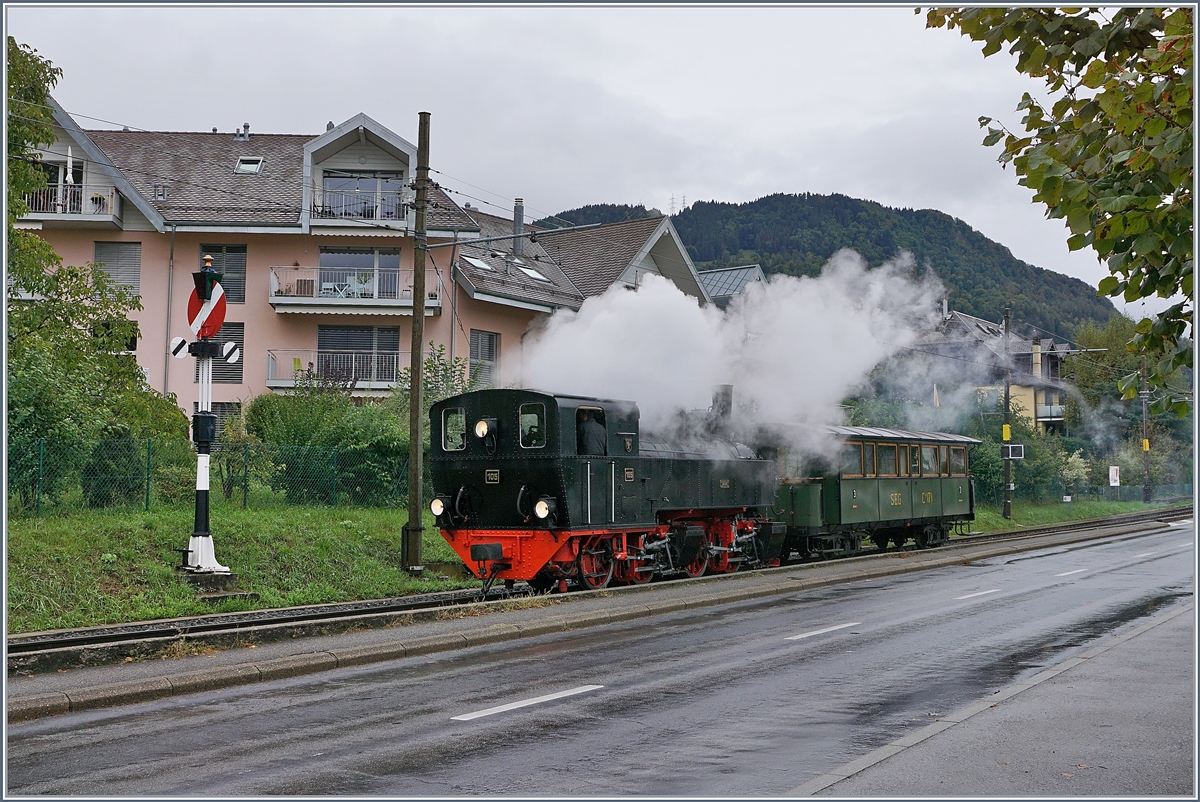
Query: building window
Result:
<box><xmin>93</xmin><ymin>242</ymin><xmax>141</xmax><ymax>295</ymax></box>
<box><xmin>234</xmin><ymin>157</ymin><xmax>263</xmax><ymax>174</ymax></box>
<box><xmin>317</xmin><ymin>247</ymin><xmax>401</xmax><ymax>299</ymax></box>
<box><xmin>316</xmin><ymin>325</ymin><xmax>401</xmax><ymax>384</ymax></box>
<box><xmin>195</xmin><ymin>322</ymin><xmax>244</xmax><ymax>384</ymax></box>
<box><xmin>200</xmin><ymin>245</ymin><xmax>247</xmax><ymax>304</ymax></box>
<box><xmin>470</xmin><ymin>329</ymin><xmax>500</xmax><ymax>388</ymax></box>
<box><xmin>317</xmin><ymin>171</ymin><xmax>406</xmax><ymax>220</ymax></box>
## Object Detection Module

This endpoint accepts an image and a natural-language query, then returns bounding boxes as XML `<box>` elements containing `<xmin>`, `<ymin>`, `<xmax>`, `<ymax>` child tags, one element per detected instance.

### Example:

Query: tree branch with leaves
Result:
<box><xmin>925</xmin><ymin>8</ymin><xmax>1193</xmax><ymax>415</ymax></box>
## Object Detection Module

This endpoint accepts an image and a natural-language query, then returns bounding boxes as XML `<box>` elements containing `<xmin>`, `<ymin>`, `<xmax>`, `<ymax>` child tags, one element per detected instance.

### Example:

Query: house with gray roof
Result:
<box><xmin>696</xmin><ymin>264</ymin><xmax>766</xmax><ymax>310</ymax></box>
<box><xmin>20</xmin><ymin>100</ymin><xmax>715</xmax><ymax>419</ymax></box>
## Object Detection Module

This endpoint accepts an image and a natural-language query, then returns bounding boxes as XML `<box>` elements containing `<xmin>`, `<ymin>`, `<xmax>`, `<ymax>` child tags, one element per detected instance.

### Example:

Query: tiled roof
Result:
<box><xmin>427</xmin><ymin>188</ymin><xmax>480</xmax><ymax>231</ymax></box>
<box><xmin>535</xmin><ymin>216</ymin><xmax>665</xmax><ymax>297</ymax></box>
<box><xmin>453</xmin><ymin>209</ymin><xmax>584</xmax><ymax>310</ymax></box>
<box><xmin>84</xmin><ymin>129</ymin><xmax>477</xmax><ymax>230</ymax></box>
<box><xmin>86</xmin><ymin>130</ymin><xmax>308</xmax><ymax>225</ymax></box>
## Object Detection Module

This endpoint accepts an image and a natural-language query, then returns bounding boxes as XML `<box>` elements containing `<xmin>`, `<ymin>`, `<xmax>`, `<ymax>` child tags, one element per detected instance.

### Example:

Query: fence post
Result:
<box><xmin>145</xmin><ymin>439</ymin><xmax>153</xmax><ymax>511</ymax></box>
<box><xmin>242</xmin><ymin>441</ymin><xmax>250</xmax><ymax>509</ymax></box>
<box><xmin>332</xmin><ymin>447</ymin><xmax>339</xmax><ymax>506</ymax></box>
<box><xmin>36</xmin><ymin>438</ymin><xmax>44</xmax><ymax>516</ymax></box>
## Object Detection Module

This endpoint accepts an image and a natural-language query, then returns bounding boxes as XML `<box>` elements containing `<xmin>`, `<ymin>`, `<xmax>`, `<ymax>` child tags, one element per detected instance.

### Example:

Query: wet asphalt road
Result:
<box><xmin>8</xmin><ymin>525</ymin><xmax>1193</xmax><ymax>795</ymax></box>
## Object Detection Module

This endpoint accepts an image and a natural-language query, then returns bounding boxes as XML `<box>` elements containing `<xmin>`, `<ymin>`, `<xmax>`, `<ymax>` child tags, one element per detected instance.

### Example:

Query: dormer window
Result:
<box><xmin>234</xmin><ymin>157</ymin><xmax>264</xmax><ymax>174</ymax></box>
<box><xmin>317</xmin><ymin>170</ymin><xmax>406</xmax><ymax>221</ymax></box>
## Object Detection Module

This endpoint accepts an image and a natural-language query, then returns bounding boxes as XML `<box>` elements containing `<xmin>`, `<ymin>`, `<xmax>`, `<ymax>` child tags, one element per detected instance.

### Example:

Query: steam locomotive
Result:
<box><xmin>428</xmin><ymin>388</ymin><xmax>977</xmax><ymax>592</ymax></box>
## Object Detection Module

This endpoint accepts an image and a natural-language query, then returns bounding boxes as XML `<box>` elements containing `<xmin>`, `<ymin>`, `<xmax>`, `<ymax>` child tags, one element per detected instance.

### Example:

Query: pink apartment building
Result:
<box><xmin>21</xmin><ymin>99</ymin><xmax>712</xmax><ymax>427</ymax></box>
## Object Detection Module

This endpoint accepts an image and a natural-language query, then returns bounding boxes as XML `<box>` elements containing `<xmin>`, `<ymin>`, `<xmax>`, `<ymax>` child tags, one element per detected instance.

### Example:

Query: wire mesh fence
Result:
<box><xmin>7</xmin><ymin>438</ymin><xmax>433</xmax><ymax>517</ymax></box>
<box><xmin>984</xmin><ymin>481</ymin><xmax>1193</xmax><ymax>507</ymax></box>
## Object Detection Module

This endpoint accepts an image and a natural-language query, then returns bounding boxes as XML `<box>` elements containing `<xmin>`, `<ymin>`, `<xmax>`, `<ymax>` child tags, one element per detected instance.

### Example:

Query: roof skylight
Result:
<box><xmin>462</xmin><ymin>256</ymin><xmax>495</xmax><ymax>271</ymax></box>
<box><xmin>234</xmin><ymin>157</ymin><xmax>264</xmax><ymax>174</ymax></box>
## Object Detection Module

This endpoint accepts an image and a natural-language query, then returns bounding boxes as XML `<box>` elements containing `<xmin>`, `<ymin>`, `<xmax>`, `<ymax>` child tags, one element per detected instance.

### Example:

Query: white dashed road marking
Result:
<box><xmin>452</xmin><ymin>685</ymin><xmax>603</xmax><ymax>721</ymax></box>
<box><xmin>1055</xmin><ymin>568</ymin><xmax>1086</xmax><ymax>577</ymax></box>
<box><xmin>955</xmin><ymin>589</ymin><xmax>1001</xmax><ymax>600</ymax></box>
<box><xmin>785</xmin><ymin>622</ymin><xmax>861</xmax><ymax>641</ymax></box>
<box><xmin>1134</xmin><ymin>552</ymin><xmax>1157</xmax><ymax>558</ymax></box>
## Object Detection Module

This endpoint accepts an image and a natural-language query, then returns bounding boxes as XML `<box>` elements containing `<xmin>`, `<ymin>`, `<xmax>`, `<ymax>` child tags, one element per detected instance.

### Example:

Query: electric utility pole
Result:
<box><xmin>403</xmin><ymin>111</ymin><xmax>430</xmax><ymax>572</ymax></box>
<box><xmin>1141</xmin><ymin>355</ymin><xmax>1151</xmax><ymax>503</ymax></box>
<box><xmin>1002</xmin><ymin>307</ymin><xmax>1012</xmax><ymax>519</ymax></box>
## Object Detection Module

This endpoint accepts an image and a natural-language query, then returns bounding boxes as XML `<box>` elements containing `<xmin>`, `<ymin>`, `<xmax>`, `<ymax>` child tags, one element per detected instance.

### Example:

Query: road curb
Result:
<box><xmin>782</xmin><ymin>600</ymin><xmax>1195</xmax><ymax>796</ymax></box>
<box><xmin>7</xmin><ymin>520</ymin><xmax>1178</xmax><ymax>723</ymax></box>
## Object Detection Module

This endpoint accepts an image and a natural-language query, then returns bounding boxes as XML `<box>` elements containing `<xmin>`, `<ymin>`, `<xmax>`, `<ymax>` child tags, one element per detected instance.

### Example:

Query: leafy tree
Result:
<box><xmin>389</xmin><ymin>342</ymin><xmax>484</xmax><ymax>439</ymax></box>
<box><xmin>7</xmin><ymin>37</ymin><xmax>186</xmax><ymax>444</ymax></box>
<box><xmin>925</xmin><ymin>8</ymin><xmax>1193</xmax><ymax>414</ymax></box>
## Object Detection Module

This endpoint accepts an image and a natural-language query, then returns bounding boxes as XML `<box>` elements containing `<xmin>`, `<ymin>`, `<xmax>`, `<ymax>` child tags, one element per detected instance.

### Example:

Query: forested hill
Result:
<box><xmin>548</xmin><ymin>195</ymin><xmax>1118</xmax><ymax>337</ymax></box>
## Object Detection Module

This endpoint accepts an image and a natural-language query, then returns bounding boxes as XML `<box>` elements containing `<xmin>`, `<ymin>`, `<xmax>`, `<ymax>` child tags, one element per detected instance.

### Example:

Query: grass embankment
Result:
<box><xmin>6</xmin><ymin>505</ymin><xmax>469</xmax><ymax>635</ymax></box>
<box><xmin>6</xmin><ymin>498</ymin><xmax>1189</xmax><ymax>635</ymax></box>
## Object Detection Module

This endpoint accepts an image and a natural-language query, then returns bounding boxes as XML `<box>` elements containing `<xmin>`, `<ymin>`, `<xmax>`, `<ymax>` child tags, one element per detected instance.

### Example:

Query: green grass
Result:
<box><xmin>7</xmin><ymin>497</ymin><xmax>1189</xmax><ymax>635</ymax></box>
<box><xmin>971</xmin><ymin>498</ymin><xmax>1187</xmax><ymax>535</ymax></box>
<box><xmin>6</xmin><ymin>505</ymin><xmax>471</xmax><ymax>635</ymax></box>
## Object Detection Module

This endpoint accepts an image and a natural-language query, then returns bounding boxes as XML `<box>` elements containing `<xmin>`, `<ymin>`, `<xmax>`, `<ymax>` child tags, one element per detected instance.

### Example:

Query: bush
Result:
<box><xmin>81</xmin><ymin>428</ymin><xmax>145</xmax><ymax>508</ymax></box>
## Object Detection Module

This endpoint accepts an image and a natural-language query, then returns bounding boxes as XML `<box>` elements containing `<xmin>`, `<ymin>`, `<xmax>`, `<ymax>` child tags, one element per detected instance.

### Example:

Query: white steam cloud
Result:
<box><xmin>523</xmin><ymin>249</ymin><xmax>945</xmax><ymax>441</ymax></box>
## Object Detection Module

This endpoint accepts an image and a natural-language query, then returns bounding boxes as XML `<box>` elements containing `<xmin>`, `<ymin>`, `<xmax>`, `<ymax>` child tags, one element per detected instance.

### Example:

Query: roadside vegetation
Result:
<box><xmin>8</xmin><ymin>498</ymin><xmax>1185</xmax><ymax>635</ymax></box>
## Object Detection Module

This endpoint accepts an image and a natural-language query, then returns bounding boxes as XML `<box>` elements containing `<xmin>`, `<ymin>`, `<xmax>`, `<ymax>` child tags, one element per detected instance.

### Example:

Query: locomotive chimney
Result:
<box><xmin>712</xmin><ymin>384</ymin><xmax>733</xmax><ymax>419</ymax></box>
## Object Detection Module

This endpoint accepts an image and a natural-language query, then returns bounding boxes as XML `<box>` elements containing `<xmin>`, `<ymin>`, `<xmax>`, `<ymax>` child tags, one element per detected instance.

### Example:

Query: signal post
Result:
<box><xmin>171</xmin><ymin>254</ymin><xmax>240</xmax><ymax>579</ymax></box>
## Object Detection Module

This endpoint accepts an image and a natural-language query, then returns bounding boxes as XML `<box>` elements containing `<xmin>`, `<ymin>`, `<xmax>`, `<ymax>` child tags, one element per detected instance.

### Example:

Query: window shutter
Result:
<box><xmin>470</xmin><ymin>330</ymin><xmax>499</xmax><ymax>388</ymax></box>
<box><xmin>195</xmin><ymin>322</ymin><xmax>244</xmax><ymax>384</ymax></box>
<box><xmin>201</xmin><ymin>245</ymin><xmax>247</xmax><ymax>304</ymax></box>
<box><xmin>94</xmin><ymin>242</ymin><xmax>141</xmax><ymax>295</ymax></box>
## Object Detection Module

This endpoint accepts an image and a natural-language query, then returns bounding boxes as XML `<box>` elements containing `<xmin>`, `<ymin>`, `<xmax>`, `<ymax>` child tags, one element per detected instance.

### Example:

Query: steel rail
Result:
<box><xmin>8</xmin><ymin>504</ymin><xmax>1191</xmax><ymax>659</ymax></box>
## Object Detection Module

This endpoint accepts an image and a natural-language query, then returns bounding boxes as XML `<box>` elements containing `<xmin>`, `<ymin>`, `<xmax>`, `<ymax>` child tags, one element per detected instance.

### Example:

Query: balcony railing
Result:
<box><xmin>1036</xmin><ymin>405</ymin><xmax>1065</xmax><ymax>420</ymax></box>
<box><xmin>269</xmin><ymin>267</ymin><xmax>441</xmax><ymax>304</ymax></box>
<box><xmin>311</xmin><ymin>191</ymin><xmax>408</xmax><ymax>222</ymax></box>
<box><xmin>24</xmin><ymin>185</ymin><xmax>120</xmax><ymax>217</ymax></box>
<box><xmin>267</xmin><ymin>349</ymin><xmax>408</xmax><ymax>388</ymax></box>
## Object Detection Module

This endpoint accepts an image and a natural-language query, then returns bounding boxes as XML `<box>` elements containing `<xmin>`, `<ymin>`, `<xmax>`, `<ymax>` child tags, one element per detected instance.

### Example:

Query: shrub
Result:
<box><xmin>81</xmin><ymin>427</ymin><xmax>145</xmax><ymax>508</ymax></box>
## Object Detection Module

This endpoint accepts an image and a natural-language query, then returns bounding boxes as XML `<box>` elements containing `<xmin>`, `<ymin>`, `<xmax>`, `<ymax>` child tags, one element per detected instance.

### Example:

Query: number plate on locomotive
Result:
<box><xmin>624</xmin><ymin>468</ymin><xmax>635</xmax><ymax>482</ymax></box>
<box><xmin>485</xmin><ymin>469</ymin><xmax>500</xmax><ymax>484</ymax></box>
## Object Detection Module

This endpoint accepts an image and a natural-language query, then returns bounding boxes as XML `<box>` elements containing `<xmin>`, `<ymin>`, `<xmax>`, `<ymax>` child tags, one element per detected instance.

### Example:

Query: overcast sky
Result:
<box><xmin>7</xmin><ymin>4</ymin><xmax>1164</xmax><ymax>322</ymax></box>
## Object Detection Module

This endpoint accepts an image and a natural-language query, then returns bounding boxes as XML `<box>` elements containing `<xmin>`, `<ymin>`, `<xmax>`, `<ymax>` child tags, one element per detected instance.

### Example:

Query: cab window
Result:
<box><xmin>877</xmin><ymin>444</ymin><xmax>898</xmax><ymax>476</ymax></box>
<box><xmin>921</xmin><ymin>445</ymin><xmax>939</xmax><ymax>476</ymax></box>
<box><xmin>518</xmin><ymin>403</ymin><xmax>546</xmax><ymax>448</ymax></box>
<box><xmin>950</xmin><ymin>447</ymin><xmax>967</xmax><ymax>475</ymax></box>
<box><xmin>442</xmin><ymin>407</ymin><xmax>466</xmax><ymax>451</ymax></box>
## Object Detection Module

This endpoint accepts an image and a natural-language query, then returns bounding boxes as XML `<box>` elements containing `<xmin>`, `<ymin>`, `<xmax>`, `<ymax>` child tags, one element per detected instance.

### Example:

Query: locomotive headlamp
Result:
<box><xmin>430</xmin><ymin>497</ymin><xmax>446</xmax><ymax>517</ymax></box>
<box><xmin>534</xmin><ymin>497</ymin><xmax>557</xmax><ymax>520</ymax></box>
<box><xmin>474</xmin><ymin>418</ymin><xmax>497</xmax><ymax>439</ymax></box>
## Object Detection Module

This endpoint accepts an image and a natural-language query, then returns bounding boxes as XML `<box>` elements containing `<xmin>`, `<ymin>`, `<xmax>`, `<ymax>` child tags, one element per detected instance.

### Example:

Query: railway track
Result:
<box><xmin>8</xmin><ymin>504</ymin><xmax>1191</xmax><ymax>669</ymax></box>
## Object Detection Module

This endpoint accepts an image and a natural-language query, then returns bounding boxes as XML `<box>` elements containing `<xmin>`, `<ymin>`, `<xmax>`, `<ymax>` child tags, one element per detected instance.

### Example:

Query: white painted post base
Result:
<box><xmin>187</xmin><ymin>534</ymin><xmax>230</xmax><ymax>574</ymax></box>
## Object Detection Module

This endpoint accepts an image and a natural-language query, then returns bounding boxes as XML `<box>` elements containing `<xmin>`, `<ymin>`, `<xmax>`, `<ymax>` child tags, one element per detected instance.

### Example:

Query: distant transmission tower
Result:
<box><xmin>669</xmin><ymin>194</ymin><xmax>676</xmax><ymax>215</ymax></box>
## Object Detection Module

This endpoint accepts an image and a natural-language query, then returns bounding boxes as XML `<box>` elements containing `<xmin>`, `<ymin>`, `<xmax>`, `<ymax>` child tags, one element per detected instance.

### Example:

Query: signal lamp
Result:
<box><xmin>474</xmin><ymin>418</ymin><xmax>497</xmax><ymax>439</ymax></box>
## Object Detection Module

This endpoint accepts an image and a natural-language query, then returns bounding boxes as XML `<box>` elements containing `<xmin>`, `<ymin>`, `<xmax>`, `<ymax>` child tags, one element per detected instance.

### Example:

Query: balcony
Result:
<box><xmin>1036</xmin><ymin>405</ymin><xmax>1065</xmax><ymax>420</ymax></box>
<box><xmin>267</xmin><ymin>349</ymin><xmax>409</xmax><ymax>392</ymax></box>
<box><xmin>21</xmin><ymin>185</ymin><xmax>123</xmax><ymax>228</ymax></box>
<box><xmin>268</xmin><ymin>266</ymin><xmax>441</xmax><ymax>315</ymax></box>
<box><xmin>310</xmin><ymin>190</ymin><xmax>411</xmax><ymax>229</ymax></box>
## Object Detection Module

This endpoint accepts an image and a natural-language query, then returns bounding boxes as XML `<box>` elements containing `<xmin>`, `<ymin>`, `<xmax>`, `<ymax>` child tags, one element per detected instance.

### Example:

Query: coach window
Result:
<box><xmin>921</xmin><ymin>445</ymin><xmax>939</xmax><ymax>476</ymax></box>
<box><xmin>519</xmin><ymin>403</ymin><xmax>546</xmax><ymax>448</ymax></box>
<box><xmin>443</xmin><ymin>407</ymin><xmax>466</xmax><ymax>451</ymax></box>
<box><xmin>910</xmin><ymin>444</ymin><xmax>922</xmax><ymax>475</ymax></box>
<box><xmin>950</xmin><ymin>447</ymin><xmax>967</xmax><ymax>476</ymax></box>
<box><xmin>840</xmin><ymin>443</ymin><xmax>863</xmax><ymax>477</ymax></box>
<box><xmin>898</xmin><ymin>445</ymin><xmax>909</xmax><ymax>476</ymax></box>
<box><xmin>939</xmin><ymin>445</ymin><xmax>950</xmax><ymax>475</ymax></box>
<box><xmin>877</xmin><ymin>444</ymin><xmax>898</xmax><ymax>476</ymax></box>
<box><xmin>862</xmin><ymin>443</ymin><xmax>876</xmax><ymax>477</ymax></box>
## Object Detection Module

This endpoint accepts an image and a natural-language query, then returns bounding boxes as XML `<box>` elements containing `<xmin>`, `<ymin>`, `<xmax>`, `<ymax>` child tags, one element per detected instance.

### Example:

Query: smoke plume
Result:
<box><xmin>522</xmin><ymin>250</ymin><xmax>945</xmax><ymax>448</ymax></box>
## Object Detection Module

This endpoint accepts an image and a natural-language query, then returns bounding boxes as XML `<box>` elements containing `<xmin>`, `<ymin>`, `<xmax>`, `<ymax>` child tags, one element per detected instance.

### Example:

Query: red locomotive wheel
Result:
<box><xmin>682</xmin><ymin>548</ymin><xmax>708</xmax><ymax>578</ymax></box>
<box><xmin>577</xmin><ymin>536</ymin><xmax>614</xmax><ymax>590</ymax></box>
